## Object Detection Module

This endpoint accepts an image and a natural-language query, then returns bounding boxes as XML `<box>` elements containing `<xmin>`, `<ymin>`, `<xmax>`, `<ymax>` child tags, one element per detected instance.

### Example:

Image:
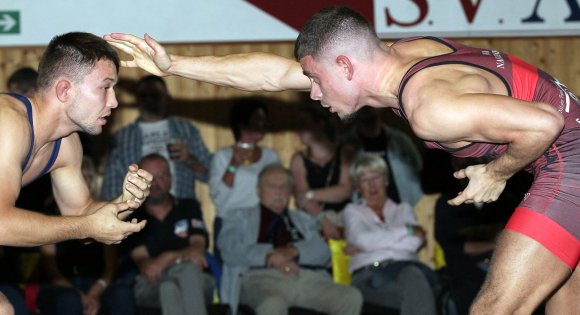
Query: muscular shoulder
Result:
<box><xmin>0</xmin><ymin>95</ymin><xmax>29</xmax><ymax>125</ymax></box>
<box><xmin>400</xmin><ymin>65</ymin><xmax>496</xmax><ymax>139</ymax></box>
<box><xmin>0</xmin><ymin>96</ymin><xmax>33</xmax><ymax>160</ymax></box>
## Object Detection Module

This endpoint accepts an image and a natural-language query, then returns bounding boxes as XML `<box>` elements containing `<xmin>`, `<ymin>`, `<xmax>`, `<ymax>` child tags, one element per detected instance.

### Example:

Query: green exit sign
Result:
<box><xmin>0</xmin><ymin>11</ymin><xmax>20</xmax><ymax>34</ymax></box>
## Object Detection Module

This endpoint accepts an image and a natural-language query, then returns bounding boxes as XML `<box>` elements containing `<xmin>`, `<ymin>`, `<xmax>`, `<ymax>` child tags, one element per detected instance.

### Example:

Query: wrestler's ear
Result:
<box><xmin>55</xmin><ymin>79</ymin><xmax>72</xmax><ymax>102</ymax></box>
<box><xmin>336</xmin><ymin>55</ymin><xmax>353</xmax><ymax>80</ymax></box>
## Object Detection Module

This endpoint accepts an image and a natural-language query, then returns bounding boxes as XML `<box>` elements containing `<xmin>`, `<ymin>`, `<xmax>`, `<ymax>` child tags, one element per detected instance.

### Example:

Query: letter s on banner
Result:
<box><xmin>385</xmin><ymin>0</ymin><xmax>428</xmax><ymax>27</ymax></box>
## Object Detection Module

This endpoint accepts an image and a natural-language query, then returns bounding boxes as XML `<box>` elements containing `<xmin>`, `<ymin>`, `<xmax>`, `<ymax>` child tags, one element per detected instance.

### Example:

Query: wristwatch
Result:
<box><xmin>305</xmin><ymin>190</ymin><xmax>315</xmax><ymax>201</ymax></box>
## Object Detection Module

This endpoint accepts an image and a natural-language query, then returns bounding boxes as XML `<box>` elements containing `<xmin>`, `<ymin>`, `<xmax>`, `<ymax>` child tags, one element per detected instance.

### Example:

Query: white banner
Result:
<box><xmin>0</xmin><ymin>0</ymin><xmax>579</xmax><ymax>47</ymax></box>
<box><xmin>376</xmin><ymin>0</ymin><xmax>580</xmax><ymax>37</ymax></box>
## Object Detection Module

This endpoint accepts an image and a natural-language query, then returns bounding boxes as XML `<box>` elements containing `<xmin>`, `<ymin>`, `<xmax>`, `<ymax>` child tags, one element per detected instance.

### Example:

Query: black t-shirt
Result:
<box><xmin>126</xmin><ymin>198</ymin><xmax>208</xmax><ymax>258</ymax></box>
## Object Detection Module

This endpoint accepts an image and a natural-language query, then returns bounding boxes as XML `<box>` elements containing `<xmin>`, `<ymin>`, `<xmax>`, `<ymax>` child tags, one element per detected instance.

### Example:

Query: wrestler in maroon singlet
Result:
<box><xmin>397</xmin><ymin>37</ymin><xmax>580</xmax><ymax>269</ymax></box>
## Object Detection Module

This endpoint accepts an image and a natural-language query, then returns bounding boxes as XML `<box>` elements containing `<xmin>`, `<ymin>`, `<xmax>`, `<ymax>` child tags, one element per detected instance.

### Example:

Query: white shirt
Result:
<box><xmin>344</xmin><ymin>199</ymin><xmax>423</xmax><ymax>273</ymax></box>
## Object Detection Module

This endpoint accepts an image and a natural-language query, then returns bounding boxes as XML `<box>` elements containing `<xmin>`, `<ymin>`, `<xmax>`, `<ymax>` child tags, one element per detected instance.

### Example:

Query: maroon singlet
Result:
<box><xmin>396</xmin><ymin>37</ymin><xmax>580</xmax><ymax>268</ymax></box>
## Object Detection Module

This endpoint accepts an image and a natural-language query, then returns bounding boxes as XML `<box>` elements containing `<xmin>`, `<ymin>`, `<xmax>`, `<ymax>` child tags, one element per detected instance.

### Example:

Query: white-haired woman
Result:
<box><xmin>343</xmin><ymin>154</ymin><xmax>438</xmax><ymax>315</ymax></box>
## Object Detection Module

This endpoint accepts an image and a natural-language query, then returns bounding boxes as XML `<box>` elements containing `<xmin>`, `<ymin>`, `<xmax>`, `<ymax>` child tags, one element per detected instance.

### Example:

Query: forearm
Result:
<box><xmin>168</xmin><ymin>53</ymin><xmax>307</xmax><ymax>92</ymax></box>
<box><xmin>486</xmin><ymin>103</ymin><xmax>563</xmax><ymax>180</ymax></box>
<box><xmin>310</xmin><ymin>184</ymin><xmax>352</xmax><ymax>204</ymax></box>
<box><xmin>81</xmin><ymin>199</ymin><xmax>108</xmax><ymax>215</ymax></box>
<box><xmin>0</xmin><ymin>208</ymin><xmax>88</xmax><ymax>246</ymax></box>
<box><xmin>487</xmin><ymin>134</ymin><xmax>558</xmax><ymax>181</ymax></box>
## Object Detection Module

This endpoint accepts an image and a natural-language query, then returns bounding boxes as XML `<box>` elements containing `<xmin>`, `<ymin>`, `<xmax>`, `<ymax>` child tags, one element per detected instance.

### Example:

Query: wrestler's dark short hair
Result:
<box><xmin>37</xmin><ymin>32</ymin><xmax>120</xmax><ymax>90</ymax></box>
<box><xmin>294</xmin><ymin>6</ymin><xmax>378</xmax><ymax>61</ymax></box>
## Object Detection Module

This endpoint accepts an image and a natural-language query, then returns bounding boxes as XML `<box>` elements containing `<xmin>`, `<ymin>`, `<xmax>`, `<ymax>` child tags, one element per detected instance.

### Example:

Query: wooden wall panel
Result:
<box><xmin>1</xmin><ymin>37</ymin><xmax>579</xmax><ymax>236</ymax></box>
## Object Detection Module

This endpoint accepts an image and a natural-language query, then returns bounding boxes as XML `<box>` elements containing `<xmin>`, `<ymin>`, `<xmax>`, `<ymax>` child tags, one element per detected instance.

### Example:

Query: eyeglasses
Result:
<box><xmin>263</xmin><ymin>183</ymin><xmax>292</xmax><ymax>191</ymax></box>
<box><xmin>358</xmin><ymin>174</ymin><xmax>384</xmax><ymax>186</ymax></box>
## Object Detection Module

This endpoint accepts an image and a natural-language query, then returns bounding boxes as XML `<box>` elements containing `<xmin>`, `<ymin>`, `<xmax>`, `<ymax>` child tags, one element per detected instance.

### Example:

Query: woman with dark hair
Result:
<box><xmin>209</xmin><ymin>98</ymin><xmax>280</xmax><ymax>258</ymax></box>
<box><xmin>290</xmin><ymin>106</ymin><xmax>354</xmax><ymax>239</ymax></box>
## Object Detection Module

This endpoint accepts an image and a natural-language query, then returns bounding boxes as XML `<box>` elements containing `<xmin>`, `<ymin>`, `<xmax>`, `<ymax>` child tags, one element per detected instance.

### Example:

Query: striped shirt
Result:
<box><xmin>100</xmin><ymin>116</ymin><xmax>212</xmax><ymax>200</ymax></box>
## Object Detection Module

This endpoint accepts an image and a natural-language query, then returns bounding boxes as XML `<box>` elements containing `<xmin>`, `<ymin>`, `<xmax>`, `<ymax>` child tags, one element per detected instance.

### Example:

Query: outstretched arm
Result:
<box><xmin>104</xmin><ymin>33</ymin><xmax>310</xmax><ymax>92</ymax></box>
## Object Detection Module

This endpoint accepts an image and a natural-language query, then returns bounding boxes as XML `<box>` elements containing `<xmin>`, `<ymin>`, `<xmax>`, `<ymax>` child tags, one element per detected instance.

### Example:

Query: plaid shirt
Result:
<box><xmin>100</xmin><ymin>116</ymin><xmax>212</xmax><ymax>200</ymax></box>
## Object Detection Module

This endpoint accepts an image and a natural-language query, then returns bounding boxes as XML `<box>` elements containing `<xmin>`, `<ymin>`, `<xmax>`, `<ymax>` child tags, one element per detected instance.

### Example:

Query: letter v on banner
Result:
<box><xmin>459</xmin><ymin>0</ymin><xmax>483</xmax><ymax>23</ymax></box>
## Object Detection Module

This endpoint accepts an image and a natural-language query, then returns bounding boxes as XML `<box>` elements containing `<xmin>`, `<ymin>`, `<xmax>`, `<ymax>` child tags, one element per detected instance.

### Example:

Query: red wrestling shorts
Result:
<box><xmin>506</xmin><ymin>129</ymin><xmax>580</xmax><ymax>269</ymax></box>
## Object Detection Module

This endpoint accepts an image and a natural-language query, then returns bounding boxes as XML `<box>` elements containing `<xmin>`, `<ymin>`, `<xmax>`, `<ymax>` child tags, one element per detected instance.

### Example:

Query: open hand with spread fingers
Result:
<box><xmin>104</xmin><ymin>33</ymin><xmax>171</xmax><ymax>76</ymax></box>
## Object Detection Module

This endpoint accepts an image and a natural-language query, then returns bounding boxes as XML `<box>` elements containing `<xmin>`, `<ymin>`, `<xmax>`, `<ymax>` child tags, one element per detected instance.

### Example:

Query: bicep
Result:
<box><xmin>243</xmin><ymin>53</ymin><xmax>310</xmax><ymax>91</ymax></box>
<box><xmin>51</xmin><ymin>167</ymin><xmax>93</xmax><ymax>215</ymax></box>
<box><xmin>50</xmin><ymin>138</ymin><xmax>93</xmax><ymax>215</ymax></box>
<box><xmin>411</xmin><ymin>90</ymin><xmax>562</xmax><ymax>145</ymax></box>
<box><xmin>0</xmin><ymin>164</ymin><xmax>24</xmax><ymax>209</ymax></box>
<box><xmin>0</xmin><ymin>125</ymin><xmax>30</xmax><ymax>209</ymax></box>
<box><xmin>280</xmin><ymin>60</ymin><xmax>311</xmax><ymax>91</ymax></box>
